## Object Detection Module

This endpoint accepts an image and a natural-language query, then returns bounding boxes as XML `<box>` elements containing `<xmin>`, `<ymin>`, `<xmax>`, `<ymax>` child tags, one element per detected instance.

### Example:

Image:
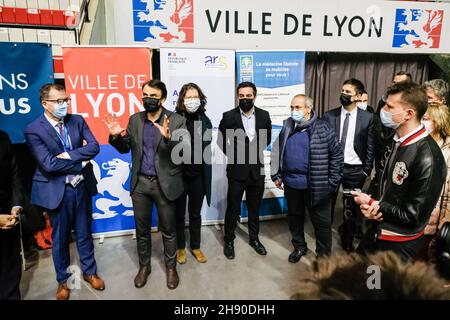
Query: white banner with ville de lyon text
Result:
<box><xmin>110</xmin><ymin>0</ymin><xmax>450</xmax><ymax>53</ymax></box>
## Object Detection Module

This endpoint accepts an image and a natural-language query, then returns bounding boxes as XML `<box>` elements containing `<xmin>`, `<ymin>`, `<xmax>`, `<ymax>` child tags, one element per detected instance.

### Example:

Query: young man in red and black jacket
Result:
<box><xmin>353</xmin><ymin>81</ymin><xmax>447</xmax><ymax>261</ymax></box>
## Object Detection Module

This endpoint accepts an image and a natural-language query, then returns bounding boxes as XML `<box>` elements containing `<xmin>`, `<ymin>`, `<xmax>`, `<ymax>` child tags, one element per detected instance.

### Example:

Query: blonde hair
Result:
<box><xmin>426</xmin><ymin>103</ymin><xmax>450</xmax><ymax>140</ymax></box>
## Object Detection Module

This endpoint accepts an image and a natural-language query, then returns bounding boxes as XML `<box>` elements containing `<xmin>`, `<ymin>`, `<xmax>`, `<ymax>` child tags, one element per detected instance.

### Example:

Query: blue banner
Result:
<box><xmin>0</xmin><ymin>43</ymin><xmax>54</xmax><ymax>143</ymax></box>
<box><xmin>237</xmin><ymin>51</ymin><xmax>305</xmax><ymax>89</ymax></box>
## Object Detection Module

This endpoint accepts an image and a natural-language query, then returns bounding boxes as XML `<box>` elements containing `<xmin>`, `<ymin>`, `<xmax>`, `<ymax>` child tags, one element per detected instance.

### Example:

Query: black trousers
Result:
<box><xmin>285</xmin><ymin>185</ymin><xmax>332</xmax><ymax>256</ymax></box>
<box><xmin>175</xmin><ymin>174</ymin><xmax>205</xmax><ymax>250</ymax></box>
<box><xmin>357</xmin><ymin>226</ymin><xmax>427</xmax><ymax>262</ymax></box>
<box><xmin>331</xmin><ymin>164</ymin><xmax>366</xmax><ymax>240</ymax></box>
<box><xmin>224</xmin><ymin>175</ymin><xmax>264</xmax><ymax>243</ymax></box>
<box><xmin>0</xmin><ymin>226</ymin><xmax>21</xmax><ymax>300</ymax></box>
<box><xmin>131</xmin><ymin>176</ymin><xmax>177</xmax><ymax>268</ymax></box>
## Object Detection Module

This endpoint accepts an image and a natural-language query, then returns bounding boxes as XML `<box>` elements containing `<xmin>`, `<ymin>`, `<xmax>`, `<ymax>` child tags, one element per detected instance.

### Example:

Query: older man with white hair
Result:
<box><xmin>271</xmin><ymin>94</ymin><xmax>344</xmax><ymax>262</ymax></box>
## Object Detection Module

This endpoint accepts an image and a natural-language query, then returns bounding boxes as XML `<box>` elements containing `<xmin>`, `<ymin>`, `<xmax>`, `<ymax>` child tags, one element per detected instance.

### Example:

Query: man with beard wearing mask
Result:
<box><xmin>271</xmin><ymin>94</ymin><xmax>343</xmax><ymax>262</ymax></box>
<box><xmin>218</xmin><ymin>82</ymin><xmax>272</xmax><ymax>259</ymax></box>
<box><xmin>25</xmin><ymin>83</ymin><xmax>102</xmax><ymax>300</ymax></box>
<box><xmin>323</xmin><ymin>78</ymin><xmax>375</xmax><ymax>252</ymax></box>
<box><xmin>104</xmin><ymin>79</ymin><xmax>188</xmax><ymax>290</ymax></box>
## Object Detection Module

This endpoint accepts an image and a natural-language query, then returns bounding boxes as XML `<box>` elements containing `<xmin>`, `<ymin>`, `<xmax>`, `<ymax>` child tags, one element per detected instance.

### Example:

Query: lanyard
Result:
<box><xmin>55</xmin><ymin>124</ymin><xmax>72</xmax><ymax>151</ymax></box>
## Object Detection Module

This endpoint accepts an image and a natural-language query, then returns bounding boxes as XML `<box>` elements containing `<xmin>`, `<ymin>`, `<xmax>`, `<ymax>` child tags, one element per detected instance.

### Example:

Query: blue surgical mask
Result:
<box><xmin>380</xmin><ymin>108</ymin><xmax>404</xmax><ymax>129</ymax></box>
<box><xmin>357</xmin><ymin>102</ymin><xmax>368</xmax><ymax>111</ymax></box>
<box><xmin>52</xmin><ymin>102</ymin><xmax>68</xmax><ymax>119</ymax></box>
<box><xmin>291</xmin><ymin>110</ymin><xmax>304</xmax><ymax>123</ymax></box>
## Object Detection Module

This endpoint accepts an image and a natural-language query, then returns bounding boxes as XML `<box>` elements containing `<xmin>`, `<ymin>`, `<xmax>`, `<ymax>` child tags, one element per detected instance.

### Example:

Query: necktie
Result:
<box><xmin>56</xmin><ymin>123</ymin><xmax>69</xmax><ymax>150</ymax></box>
<box><xmin>340</xmin><ymin>113</ymin><xmax>351</xmax><ymax>150</ymax></box>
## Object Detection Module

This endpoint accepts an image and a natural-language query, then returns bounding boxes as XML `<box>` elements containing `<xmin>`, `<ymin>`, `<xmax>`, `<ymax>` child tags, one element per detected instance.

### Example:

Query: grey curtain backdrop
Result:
<box><xmin>305</xmin><ymin>52</ymin><xmax>431</xmax><ymax>117</ymax></box>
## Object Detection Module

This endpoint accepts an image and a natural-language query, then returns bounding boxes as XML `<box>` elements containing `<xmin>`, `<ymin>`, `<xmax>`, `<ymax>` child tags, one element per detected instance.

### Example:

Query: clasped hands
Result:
<box><xmin>351</xmin><ymin>191</ymin><xmax>383</xmax><ymax>222</ymax></box>
<box><xmin>0</xmin><ymin>207</ymin><xmax>21</xmax><ymax>229</ymax></box>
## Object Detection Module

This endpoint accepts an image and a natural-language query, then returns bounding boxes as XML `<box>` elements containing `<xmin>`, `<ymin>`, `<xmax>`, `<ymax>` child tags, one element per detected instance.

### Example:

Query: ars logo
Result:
<box><xmin>133</xmin><ymin>0</ymin><xmax>194</xmax><ymax>43</ymax></box>
<box><xmin>392</xmin><ymin>9</ymin><xmax>443</xmax><ymax>49</ymax></box>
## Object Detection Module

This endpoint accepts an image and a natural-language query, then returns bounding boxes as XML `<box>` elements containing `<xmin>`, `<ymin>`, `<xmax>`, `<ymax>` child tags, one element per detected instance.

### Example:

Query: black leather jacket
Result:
<box><xmin>376</xmin><ymin>129</ymin><xmax>447</xmax><ymax>236</ymax></box>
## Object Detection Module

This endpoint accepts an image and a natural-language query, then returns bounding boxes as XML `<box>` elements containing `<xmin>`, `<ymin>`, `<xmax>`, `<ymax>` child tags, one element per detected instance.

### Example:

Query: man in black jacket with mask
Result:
<box><xmin>353</xmin><ymin>81</ymin><xmax>446</xmax><ymax>261</ymax></box>
<box><xmin>218</xmin><ymin>82</ymin><xmax>272</xmax><ymax>259</ymax></box>
<box><xmin>323</xmin><ymin>78</ymin><xmax>375</xmax><ymax>252</ymax></box>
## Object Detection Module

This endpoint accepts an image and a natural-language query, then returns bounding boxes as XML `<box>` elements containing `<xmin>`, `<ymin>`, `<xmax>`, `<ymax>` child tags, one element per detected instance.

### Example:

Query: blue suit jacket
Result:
<box><xmin>24</xmin><ymin>114</ymin><xmax>100</xmax><ymax>210</ymax></box>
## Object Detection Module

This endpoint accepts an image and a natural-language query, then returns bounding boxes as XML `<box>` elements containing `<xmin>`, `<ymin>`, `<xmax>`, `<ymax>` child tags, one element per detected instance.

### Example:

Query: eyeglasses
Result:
<box><xmin>44</xmin><ymin>98</ymin><xmax>71</xmax><ymax>105</ymax></box>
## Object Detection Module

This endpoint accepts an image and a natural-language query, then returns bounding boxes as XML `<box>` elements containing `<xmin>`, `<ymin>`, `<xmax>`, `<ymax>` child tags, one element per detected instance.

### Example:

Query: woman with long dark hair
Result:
<box><xmin>175</xmin><ymin>83</ymin><xmax>212</xmax><ymax>264</ymax></box>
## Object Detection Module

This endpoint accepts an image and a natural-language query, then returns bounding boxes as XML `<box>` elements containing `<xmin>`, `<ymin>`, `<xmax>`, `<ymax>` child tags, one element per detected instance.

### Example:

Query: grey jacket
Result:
<box><xmin>109</xmin><ymin>108</ymin><xmax>188</xmax><ymax>201</ymax></box>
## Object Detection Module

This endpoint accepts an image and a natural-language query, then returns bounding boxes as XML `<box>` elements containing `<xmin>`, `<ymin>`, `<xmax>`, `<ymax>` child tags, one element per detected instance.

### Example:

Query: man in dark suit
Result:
<box><xmin>104</xmin><ymin>80</ymin><xmax>188</xmax><ymax>290</ymax></box>
<box><xmin>323</xmin><ymin>78</ymin><xmax>375</xmax><ymax>252</ymax></box>
<box><xmin>25</xmin><ymin>83</ymin><xmax>103</xmax><ymax>300</ymax></box>
<box><xmin>0</xmin><ymin>130</ymin><xmax>24</xmax><ymax>300</ymax></box>
<box><xmin>218</xmin><ymin>82</ymin><xmax>272</xmax><ymax>259</ymax></box>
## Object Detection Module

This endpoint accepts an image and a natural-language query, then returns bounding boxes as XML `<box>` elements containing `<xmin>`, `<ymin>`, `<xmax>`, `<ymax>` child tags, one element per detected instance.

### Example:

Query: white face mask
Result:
<box><xmin>422</xmin><ymin>120</ymin><xmax>434</xmax><ymax>134</ymax></box>
<box><xmin>380</xmin><ymin>108</ymin><xmax>405</xmax><ymax>129</ymax></box>
<box><xmin>357</xmin><ymin>102</ymin><xmax>368</xmax><ymax>111</ymax></box>
<box><xmin>184</xmin><ymin>98</ymin><xmax>201</xmax><ymax>113</ymax></box>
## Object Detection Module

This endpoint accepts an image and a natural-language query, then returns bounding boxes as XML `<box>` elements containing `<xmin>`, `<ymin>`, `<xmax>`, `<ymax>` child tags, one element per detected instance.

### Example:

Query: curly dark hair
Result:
<box><xmin>175</xmin><ymin>83</ymin><xmax>207</xmax><ymax>113</ymax></box>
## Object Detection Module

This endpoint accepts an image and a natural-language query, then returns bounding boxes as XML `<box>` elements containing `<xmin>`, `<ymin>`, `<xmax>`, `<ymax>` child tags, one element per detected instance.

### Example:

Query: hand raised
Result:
<box><xmin>154</xmin><ymin>114</ymin><xmax>171</xmax><ymax>139</ymax></box>
<box><xmin>102</xmin><ymin>113</ymin><xmax>125</xmax><ymax>137</ymax></box>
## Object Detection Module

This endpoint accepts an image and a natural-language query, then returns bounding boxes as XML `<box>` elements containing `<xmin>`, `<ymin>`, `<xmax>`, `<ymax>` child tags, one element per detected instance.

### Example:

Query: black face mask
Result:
<box><xmin>238</xmin><ymin>98</ymin><xmax>254</xmax><ymax>112</ymax></box>
<box><xmin>143</xmin><ymin>97</ymin><xmax>161</xmax><ymax>113</ymax></box>
<box><xmin>339</xmin><ymin>93</ymin><xmax>353</xmax><ymax>107</ymax></box>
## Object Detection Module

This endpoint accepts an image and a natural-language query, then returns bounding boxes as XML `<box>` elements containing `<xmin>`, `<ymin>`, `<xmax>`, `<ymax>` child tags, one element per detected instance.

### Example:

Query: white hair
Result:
<box><xmin>293</xmin><ymin>94</ymin><xmax>314</xmax><ymax>109</ymax></box>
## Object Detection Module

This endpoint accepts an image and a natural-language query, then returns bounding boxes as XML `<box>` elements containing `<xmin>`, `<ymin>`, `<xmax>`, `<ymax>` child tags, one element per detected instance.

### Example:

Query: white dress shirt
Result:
<box><xmin>241</xmin><ymin>107</ymin><xmax>256</xmax><ymax>142</ymax></box>
<box><xmin>340</xmin><ymin>106</ymin><xmax>362</xmax><ymax>165</ymax></box>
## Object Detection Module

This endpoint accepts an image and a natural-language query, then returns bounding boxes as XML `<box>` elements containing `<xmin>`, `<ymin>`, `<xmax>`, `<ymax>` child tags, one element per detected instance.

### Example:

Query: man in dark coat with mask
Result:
<box><xmin>217</xmin><ymin>82</ymin><xmax>272</xmax><ymax>260</ymax></box>
<box><xmin>271</xmin><ymin>94</ymin><xmax>343</xmax><ymax>262</ymax></box>
<box><xmin>323</xmin><ymin>78</ymin><xmax>375</xmax><ymax>252</ymax></box>
<box><xmin>105</xmin><ymin>79</ymin><xmax>188</xmax><ymax>290</ymax></box>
